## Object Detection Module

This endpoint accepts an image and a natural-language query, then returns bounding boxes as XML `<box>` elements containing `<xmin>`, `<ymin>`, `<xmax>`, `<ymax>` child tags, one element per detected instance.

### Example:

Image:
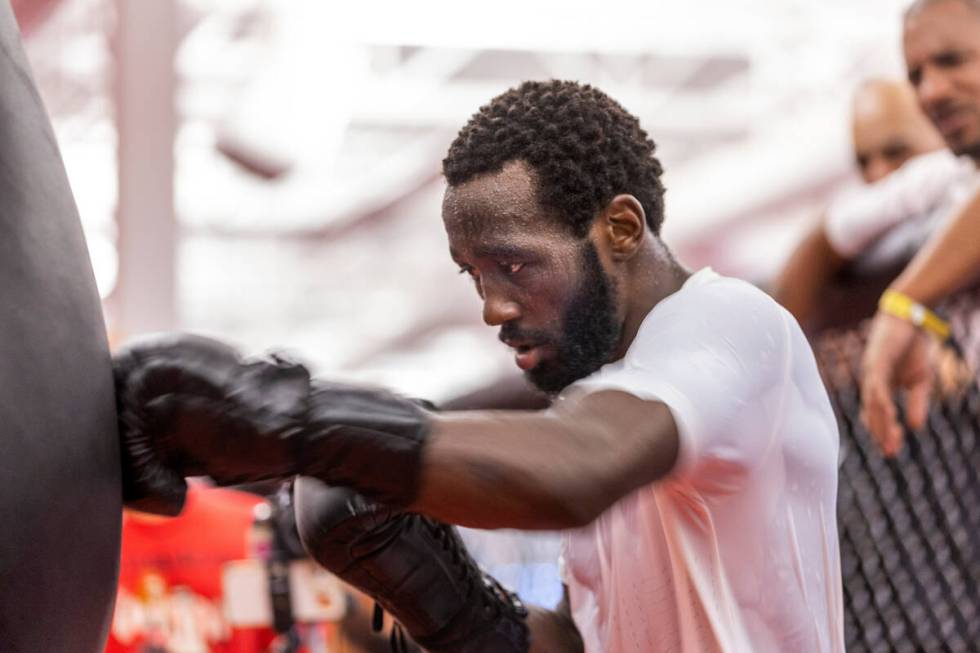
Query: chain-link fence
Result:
<box><xmin>813</xmin><ymin>287</ymin><xmax>980</xmax><ymax>652</ymax></box>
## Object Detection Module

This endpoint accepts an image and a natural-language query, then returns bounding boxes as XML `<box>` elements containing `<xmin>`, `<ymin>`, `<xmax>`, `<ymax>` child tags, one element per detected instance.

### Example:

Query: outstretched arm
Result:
<box><xmin>772</xmin><ymin>220</ymin><xmax>847</xmax><ymax>330</ymax></box>
<box><xmin>414</xmin><ymin>390</ymin><xmax>678</xmax><ymax>530</ymax></box>
<box><xmin>115</xmin><ymin>337</ymin><xmax>676</xmax><ymax>526</ymax></box>
<box><xmin>439</xmin><ymin>374</ymin><xmax>550</xmax><ymax>411</ymax></box>
<box><xmin>860</xmin><ymin>188</ymin><xmax>980</xmax><ymax>456</ymax></box>
<box><xmin>888</xmin><ymin>188</ymin><xmax>980</xmax><ymax>306</ymax></box>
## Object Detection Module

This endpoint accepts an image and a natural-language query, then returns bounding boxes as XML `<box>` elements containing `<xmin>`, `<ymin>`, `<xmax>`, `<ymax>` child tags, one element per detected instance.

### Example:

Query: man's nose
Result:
<box><xmin>482</xmin><ymin>288</ymin><xmax>521</xmax><ymax>326</ymax></box>
<box><xmin>918</xmin><ymin>66</ymin><xmax>954</xmax><ymax>110</ymax></box>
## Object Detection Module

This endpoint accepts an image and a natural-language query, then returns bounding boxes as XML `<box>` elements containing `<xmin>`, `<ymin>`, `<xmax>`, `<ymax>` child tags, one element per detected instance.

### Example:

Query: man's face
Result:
<box><xmin>904</xmin><ymin>0</ymin><xmax>980</xmax><ymax>159</ymax></box>
<box><xmin>442</xmin><ymin>160</ymin><xmax>622</xmax><ymax>394</ymax></box>
<box><xmin>851</xmin><ymin>81</ymin><xmax>944</xmax><ymax>183</ymax></box>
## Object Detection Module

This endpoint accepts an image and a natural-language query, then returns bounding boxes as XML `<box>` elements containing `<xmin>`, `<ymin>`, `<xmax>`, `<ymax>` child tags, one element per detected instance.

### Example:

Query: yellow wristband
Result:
<box><xmin>879</xmin><ymin>289</ymin><xmax>950</xmax><ymax>341</ymax></box>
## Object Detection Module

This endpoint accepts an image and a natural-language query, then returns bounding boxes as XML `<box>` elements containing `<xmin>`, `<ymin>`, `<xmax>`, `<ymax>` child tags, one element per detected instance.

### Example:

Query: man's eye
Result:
<box><xmin>908</xmin><ymin>67</ymin><xmax>922</xmax><ymax>87</ymax></box>
<box><xmin>935</xmin><ymin>51</ymin><xmax>964</xmax><ymax>68</ymax></box>
<box><xmin>458</xmin><ymin>266</ymin><xmax>484</xmax><ymax>296</ymax></box>
<box><xmin>500</xmin><ymin>262</ymin><xmax>525</xmax><ymax>275</ymax></box>
<box><xmin>883</xmin><ymin>144</ymin><xmax>910</xmax><ymax>161</ymax></box>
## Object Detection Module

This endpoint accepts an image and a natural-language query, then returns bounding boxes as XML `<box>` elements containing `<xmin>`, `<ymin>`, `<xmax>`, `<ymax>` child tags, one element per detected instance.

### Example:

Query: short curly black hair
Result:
<box><xmin>442</xmin><ymin>80</ymin><xmax>666</xmax><ymax>237</ymax></box>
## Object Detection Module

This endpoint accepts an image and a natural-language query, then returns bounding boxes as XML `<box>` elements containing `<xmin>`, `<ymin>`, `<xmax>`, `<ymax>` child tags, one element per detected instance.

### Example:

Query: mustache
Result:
<box><xmin>928</xmin><ymin>99</ymin><xmax>969</xmax><ymax>120</ymax></box>
<box><xmin>498</xmin><ymin>324</ymin><xmax>552</xmax><ymax>346</ymax></box>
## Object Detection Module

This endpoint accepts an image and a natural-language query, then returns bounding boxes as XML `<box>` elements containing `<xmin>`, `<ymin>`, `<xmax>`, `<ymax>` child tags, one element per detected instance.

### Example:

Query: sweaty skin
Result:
<box><xmin>410</xmin><ymin>160</ymin><xmax>687</xmax><ymax>531</ymax></box>
<box><xmin>408</xmin><ymin>159</ymin><xmax>689</xmax><ymax>650</ymax></box>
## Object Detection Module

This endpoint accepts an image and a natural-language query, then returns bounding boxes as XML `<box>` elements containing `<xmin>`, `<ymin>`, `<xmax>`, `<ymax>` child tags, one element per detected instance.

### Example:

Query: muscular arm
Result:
<box><xmin>860</xmin><ymin>189</ymin><xmax>980</xmax><ymax>455</ymax></box>
<box><xmin>889</xmin><ymin>188</ymin><xmax>980</xmax><ymax>306</ymax></box>
<box><xmin>439</xmin><ymin>374</ymin><xmax>551</xmax><ymax>411</ymax></box>
<box><xmin>411</xmin><ymin>390</ymin><xmax>679</xmax><ymax>530</ymax></box>
<box><xmin>771</xmin><ymin>219</ymin><xmax>847</xmax><ymax>330</ymax></box>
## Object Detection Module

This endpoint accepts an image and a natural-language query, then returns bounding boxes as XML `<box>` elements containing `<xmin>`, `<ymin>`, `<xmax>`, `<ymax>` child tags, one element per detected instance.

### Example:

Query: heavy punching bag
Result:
<box><xmin>0</xmin><ymin>1</ymin><xmax>121</xmax><ymax>651</ymax></box>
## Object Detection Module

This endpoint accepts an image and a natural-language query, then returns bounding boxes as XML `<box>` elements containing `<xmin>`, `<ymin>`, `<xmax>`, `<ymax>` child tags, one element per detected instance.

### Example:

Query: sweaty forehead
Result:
<box><xmin>442</xmin><ymin>160</ymin><xmax>566</xmax><ymax>239</ymax></box>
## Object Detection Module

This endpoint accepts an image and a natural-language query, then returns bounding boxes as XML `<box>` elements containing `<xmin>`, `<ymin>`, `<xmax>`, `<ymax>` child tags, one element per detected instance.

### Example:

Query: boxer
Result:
<box><xmin>861</xmin><ymin>0</ymin><xmax>980</xmax><ymax>454</ymax></box>
<box><xmin>116</xmin><ymin>81</ymin><xmax>845</xmax><ymax>652</ymax></box>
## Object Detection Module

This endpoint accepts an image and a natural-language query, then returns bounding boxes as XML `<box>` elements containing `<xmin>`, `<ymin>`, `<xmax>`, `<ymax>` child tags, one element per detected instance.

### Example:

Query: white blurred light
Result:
<box><xmin>86</xmin><ymin>232</ymin><xmax>119</xmax><ymax>299</ymax></box>
<box><xmin>57</xmin><ymin>121</ymin><xmax>118</xmax><ymax>298</ymax></box>
<box><xmin>26</xmin><ymin>0</ymin><xmax>930</xmax><ymax>390</ymax></box>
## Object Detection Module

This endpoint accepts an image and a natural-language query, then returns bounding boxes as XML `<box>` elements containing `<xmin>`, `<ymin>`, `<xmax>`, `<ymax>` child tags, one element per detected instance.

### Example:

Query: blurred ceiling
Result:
<box><xmin>19</xmin><ymin>0</ymin><xmax>915</xmax><ymax>398</ymax></box>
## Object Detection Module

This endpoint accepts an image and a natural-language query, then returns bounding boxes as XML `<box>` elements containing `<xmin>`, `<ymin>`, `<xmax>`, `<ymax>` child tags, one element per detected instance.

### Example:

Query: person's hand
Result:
<box><xmin>113</xmin><ymin>332</ymin><xmax>311</xmax><ymax>516</ymax></box>
<box><xmin>114</xmin><ymin>331</ymin><xmax>434</xmax><ymax>513</ymax></box>
<box><xmin>860</xmin><ymin>312</ymin><xmax>934</xmax><ymax>457</ymax></box>
<box><xmin>294</xmin><ymin>478</ymin><xmax>530</xmax><ymax>653</ymax></box>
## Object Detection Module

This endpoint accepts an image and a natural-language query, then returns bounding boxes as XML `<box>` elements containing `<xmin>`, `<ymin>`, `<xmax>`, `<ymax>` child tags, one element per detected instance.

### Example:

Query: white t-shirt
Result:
<box><xmin>824</xmin><ymin>149</ymin><xmax>978</xmax><ymax>268</ymax></box>
<box><xmin>559</xmin><ymin>268</ymin><xmax>844</xmax><ymax>653</ymax></box>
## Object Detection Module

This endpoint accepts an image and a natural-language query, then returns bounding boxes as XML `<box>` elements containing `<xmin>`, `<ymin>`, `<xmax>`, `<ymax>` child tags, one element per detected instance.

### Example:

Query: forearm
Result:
<box><xmin>772</xmin><ymin>221</ymin><xmax>846</xmax><ymax>329</ymax></box>
<box><xmin>440</xmin><ymin>374</ymin><xmax>551</xmax><ymax>411</ymax></box>
<box><xmin>412</xmin><ymin>391</ymin><xmax>678</xmax><ymax>530</ymax></box>
<box><xmin>114</xmin><ymin>335</ymin><xmax>676</xmax><ymax>530</ymax></box>
<box><xmin>891</xmin><ymin>189</ymin><xmax>980</xmax><ymax>306</ymax></box>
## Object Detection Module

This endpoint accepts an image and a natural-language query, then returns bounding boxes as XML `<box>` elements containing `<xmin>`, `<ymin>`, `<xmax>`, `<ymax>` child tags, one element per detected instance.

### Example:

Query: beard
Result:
<box><xmin>504</xmin><ymin>241</ymin><xmax>622</xmax><ymax>395</ymax></box>
<box><xmin>954</xmin><ymin>137</ymin><xmax>980</xmax><ymax>161</ymax></box>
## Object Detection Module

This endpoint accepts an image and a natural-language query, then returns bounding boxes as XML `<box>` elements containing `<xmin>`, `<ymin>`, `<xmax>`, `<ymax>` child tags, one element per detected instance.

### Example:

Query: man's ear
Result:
<box><xmin>598</xmin><ymin>194</ymin><xmax>646</xmax><ymax>261</ymax></box>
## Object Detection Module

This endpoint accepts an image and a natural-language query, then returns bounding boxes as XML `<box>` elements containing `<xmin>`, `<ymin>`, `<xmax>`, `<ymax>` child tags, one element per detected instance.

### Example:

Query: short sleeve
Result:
<box><xmin>570</xmin><ymin>280</ymin><xmax>791</xmax><ymax>492</ymax></box>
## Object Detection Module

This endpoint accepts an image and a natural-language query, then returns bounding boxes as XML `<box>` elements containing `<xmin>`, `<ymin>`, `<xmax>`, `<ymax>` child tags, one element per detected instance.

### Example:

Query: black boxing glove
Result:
<box><xmin>113</xmin><ymin>332</ymin><xmax>431</xmax><ymax>515</ymax></box>
<box><xmin>114</xmin><ymin>333</ymin><xmax>249</xmax><ymax>515</ymax></box>
<box><xmin>294</xmin><ymin>477</ymin><xmax>530</xmax><ymax>653</ymax></box>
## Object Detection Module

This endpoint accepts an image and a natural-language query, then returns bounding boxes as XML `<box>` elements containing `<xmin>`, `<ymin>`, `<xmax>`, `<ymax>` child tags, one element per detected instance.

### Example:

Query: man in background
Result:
<box><xmin>773</xmin><ymin>78</ymin><xmax>952</xmax><ymax>331</ymax></box>
<box><xmin>856</xmin><ymin>0</ymin><xmax>980</xmax><ymax>454</ymax></box>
